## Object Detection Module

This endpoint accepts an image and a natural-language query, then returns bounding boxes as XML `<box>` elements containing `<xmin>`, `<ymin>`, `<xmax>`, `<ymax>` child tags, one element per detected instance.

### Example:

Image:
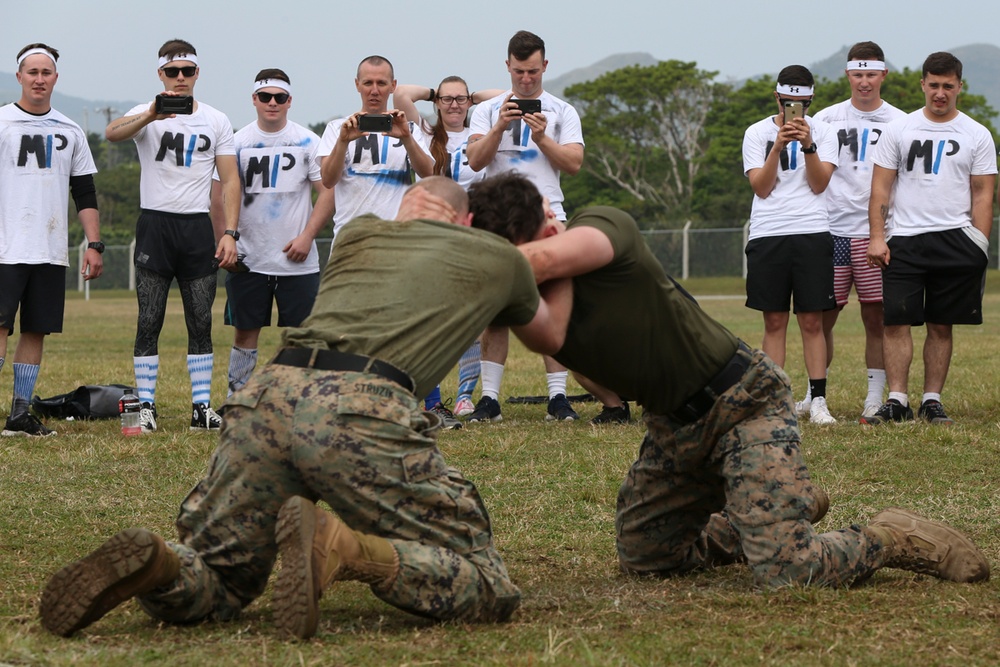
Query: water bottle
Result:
<box><xmin>119</xmin><ymin>391</ymin><xmax>142</xmax><ymax>436</ymax></box>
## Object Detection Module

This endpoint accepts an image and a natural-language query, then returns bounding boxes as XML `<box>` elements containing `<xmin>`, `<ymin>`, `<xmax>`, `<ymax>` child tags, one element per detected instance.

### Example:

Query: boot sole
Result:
<box><xmin>39</xmin><ymin>528</ymin><xmax>160</xmax><ymax>637</ymax></box>
<box><xmin>274</xmin><ymin>497</ymin><xmax>319</xmax><ymax>640</ymax></box>
<box><xmin>872</xmin><ymin>507</ymin><xmax>990</xmax><ymax>583</ymax></box>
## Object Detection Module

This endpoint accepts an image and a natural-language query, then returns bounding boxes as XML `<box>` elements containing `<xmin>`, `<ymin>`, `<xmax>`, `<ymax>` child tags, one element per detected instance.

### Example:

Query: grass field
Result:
<box><xmin>1</xmin><ymin>276</ymin><xmax>998</xmax><ymax>666</ymax></box>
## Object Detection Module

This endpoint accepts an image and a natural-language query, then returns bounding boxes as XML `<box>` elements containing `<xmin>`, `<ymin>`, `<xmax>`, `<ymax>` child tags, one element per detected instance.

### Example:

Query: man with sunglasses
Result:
<box><xmin>742</xmin><ymin>65</ymin><xmax>839</xmax><ymax>425</ymax></box>
<box><xmin>1</xmin><ymin>43</ymin><xmax>104</xmax><ymax>437</ymax></box>
<box><xmin>106</xmin><ymin>39</ymin><xmax>240</xmax><ymax>433</ymax></box>
<box><xmin>214</xmin><ymin>69</ymin><xmax>335</xmax><ymax>397</ymax></box>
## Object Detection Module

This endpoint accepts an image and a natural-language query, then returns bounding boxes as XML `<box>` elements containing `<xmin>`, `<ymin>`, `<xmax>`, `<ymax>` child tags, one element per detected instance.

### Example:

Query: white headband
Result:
<box><xmin>847</xmin><ymin>60</ymin><xmax>886</xmax><ymax>71</ymax></box>
<box><xmin>158</xmin><ymin>53</ymin><xmax>198</xmax><ymax>68</ymax></box>
<box><xmin>254</xmin><ymin>79</ymin><xmax>292</xmax><ymax>94</ymax></box>
<box><xmin>17</xmin><ymin>48</ymin><xmax>56</xmax><ymax>68</ymax></box>
<box><xmin>776</xmin><ymin>83</ymin><xmax>814</xmax><ymax>96</ymax></box>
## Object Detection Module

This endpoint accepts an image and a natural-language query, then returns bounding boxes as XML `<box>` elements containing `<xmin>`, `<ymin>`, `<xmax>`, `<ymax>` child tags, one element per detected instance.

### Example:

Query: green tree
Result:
<box><xmin>562</xmin><ymin>60</ymin><xmax>727</xmax><ymax>227</ymax></box>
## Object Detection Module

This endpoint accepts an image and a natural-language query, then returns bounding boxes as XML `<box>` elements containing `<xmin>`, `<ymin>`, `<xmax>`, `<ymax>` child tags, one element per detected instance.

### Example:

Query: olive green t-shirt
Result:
<box><xmin>282</xmin><ymin>215</ymin><xmax>540</xmax><ymax>398</ymax></box>
<box><xmin>553</xmin><ymin>207</ymin><xmax>739</xmax><ymax>415</ymax></box>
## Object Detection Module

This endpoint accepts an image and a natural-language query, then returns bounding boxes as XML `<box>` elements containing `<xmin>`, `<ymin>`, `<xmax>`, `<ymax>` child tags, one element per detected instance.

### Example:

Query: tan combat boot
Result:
<box><xmin>868</xmin><ymin>507</ymin><xmax>990</xmax><ymax>583</ymax></box>
<box><xmin>39</xmin><ymin>528</ymin><xmax>181</xmax><ymax>637</ymax></box>
<box><xmin>273</xmin><ymin>496</ymin><xmax>399</xmax><ymax>640</ymax></box>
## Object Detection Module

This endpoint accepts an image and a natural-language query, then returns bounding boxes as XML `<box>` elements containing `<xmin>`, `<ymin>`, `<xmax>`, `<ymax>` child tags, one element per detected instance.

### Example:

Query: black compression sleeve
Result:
<box><xmin>69</xmin><ymin>174</ymin><xmax>99</xmax><ymax>211</ymax></box>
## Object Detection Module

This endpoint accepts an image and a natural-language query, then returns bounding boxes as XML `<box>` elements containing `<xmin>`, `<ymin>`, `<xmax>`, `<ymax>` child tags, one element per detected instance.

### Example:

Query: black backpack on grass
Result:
<box><xmin>31</xmin><ymin>384</ymin><xmax>136</xmax><ymax>420</ymax></box>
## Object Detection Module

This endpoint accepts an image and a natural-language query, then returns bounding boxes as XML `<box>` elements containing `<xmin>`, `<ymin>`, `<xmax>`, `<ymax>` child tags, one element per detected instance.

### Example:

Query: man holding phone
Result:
<box><xmin>466</xmin><ymin>30</ymin><xmax>610</xmax><ymax>424</ymax></box>
<box><xmin>742</xmin><ymin>65</ymin><xmax>839</xmax><ymax>425</ymax></box>
<box><xmin>317</xmin><ymin>55</ymin><xmax>433</xmax><ymax>238</ymax></box>
<box><xmin>106</xmin><ymin>39</ymin><xmax>240</xmax><ymax>433</ymax></box>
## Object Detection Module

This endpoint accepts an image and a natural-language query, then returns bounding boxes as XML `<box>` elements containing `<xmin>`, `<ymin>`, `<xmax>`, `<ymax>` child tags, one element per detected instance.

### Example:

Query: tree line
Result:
<box><xmin>77</xmin><ymin>59</ymin><xmax>999</xmax><ymax>244</ymax></box>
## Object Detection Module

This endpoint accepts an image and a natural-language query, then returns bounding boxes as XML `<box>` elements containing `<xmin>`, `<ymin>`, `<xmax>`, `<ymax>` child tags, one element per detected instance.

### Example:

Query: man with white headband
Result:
<box><xmin>742</xmin><ymin>65</ymin><xmax>839</xmax><ymax>425</ymax></box>
<box><xmin>214</xmin><ymin>68</ymin><xmax>335</xmax><ymax>397</ymax></box>
<box><xmin>105</xmin><ymin>39</ymin><xmax>240</xmax><ymax>433</ymax></box>
<box><xmin>0</xmin><ymin>43</ymin><xmax>104</xmax><ymax>437</ymax></box>
<box><xmin>795</xmin><ymin>42</ymin><xmax>904</xmax><ymax>422</ymax></box>
<box><xmin>864</xmin><ymin>52</ymin><xmax>997</xmax><ymax>426</ymax></box>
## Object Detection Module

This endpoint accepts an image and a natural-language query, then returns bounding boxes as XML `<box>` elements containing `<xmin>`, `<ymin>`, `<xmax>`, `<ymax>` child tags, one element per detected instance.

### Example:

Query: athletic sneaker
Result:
<box><xmin>190</xmin><ymin>403</ymin><xmax>222</xmax><ymax>430</ymax></box>
<box><xmin>545</xmin><ymin>394</ymin><xmax>579</xmax><ymax>421</ymax></box>
<box><xmin>429</xmin><ymin>402</ymin><xmax>462</xmax><ymax>430</ymax></box>
<box><xmin>139</xmin><ymin>402</ymin><xmax>157</xmax><ymax>434</ymax></box>
<box><xmin>591</xmin><ymin>402</ymin><xmax>631</xmax><ymax>425</ymax></box>
<box><xmin>466</xmin><ymin>396</ymin><xmax>502</xmax><ymax>423</ymax></box>
<box><xmin>861</xmin><ymin>401</ymin><xmax>882</xmax><ymax>419</ymax></box>
<box><xmin>453</xmin><ymin>397</ymin><xmax>475</xmax><ymax>417</ymax></box>
<box><xmin>795</xmin><ymin>396</ymin><xmax>811</xmax><ymax>416</ymax></box>
<box><xmin>808</xmin><ymin>396</ymin><xmax>837</xmax><ymax>424</ymax></box>
<box><xmin>917</xmin><ymin>399</ymin><xmax>954</xmax><ymax>425</ymax></box>
<box><xmin>2</xmin><ymin>412</ymin><xmax>54</xmax><ymax>437</ymax></box>
<box><xmin>859</xmin><ymin>398</ymin><xmax>913</xmax><ymax>426</ymax></box>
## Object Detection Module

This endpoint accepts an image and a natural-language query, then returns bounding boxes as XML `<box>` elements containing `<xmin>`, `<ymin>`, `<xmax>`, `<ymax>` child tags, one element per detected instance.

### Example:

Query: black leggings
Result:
<box><xmin>134</xmin><ymin>267</ymin><xmax>216</xmax><ymax>356</ymax></box>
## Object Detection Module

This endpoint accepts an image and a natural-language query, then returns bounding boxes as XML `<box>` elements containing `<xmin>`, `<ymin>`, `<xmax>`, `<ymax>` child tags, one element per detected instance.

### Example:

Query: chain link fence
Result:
<box><xmin>67</xmin><ymin>219</ymin><xmax>1000</xmax><ymax>291</ymax></box>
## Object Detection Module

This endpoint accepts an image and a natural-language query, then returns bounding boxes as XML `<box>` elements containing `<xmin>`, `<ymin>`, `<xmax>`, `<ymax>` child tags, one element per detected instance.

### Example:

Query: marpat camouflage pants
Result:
<box><xmin>616</xmin><ymin>346</ymin><xmax>888</xmax><ymax>587</ymax></box>
<box><xmin>138</xmin><ymin>363</ymin><xmax>521</xmax><ymax>623</ymax></box>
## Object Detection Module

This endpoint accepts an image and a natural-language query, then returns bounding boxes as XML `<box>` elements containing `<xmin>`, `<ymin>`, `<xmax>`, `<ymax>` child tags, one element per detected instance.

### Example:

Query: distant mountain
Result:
<box><xmin>0</xmin><ymin>74</ymin><xmax>140</xmax><ymax>133</ymax></box>
<box><xmin>546</xmin><ymin>52</ymin><xmax>659</xmax><ymax>98</ymax></box>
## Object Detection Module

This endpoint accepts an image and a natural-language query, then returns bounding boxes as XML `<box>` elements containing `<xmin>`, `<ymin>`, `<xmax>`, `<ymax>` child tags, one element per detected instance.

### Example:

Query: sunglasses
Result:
<box><xmin>256</xmin><ymin>91</ymin><xmax>290</xmax><ymax>104</ymax></box>
<box><xmin>438</xmin><ymin>95</ymin><xmax>470</xmax><ymax>105</ymax></box>
<box><xmin>161</xmin><ymin>66</ymin><xmax>197</xmax><ymax>78</ymax></box>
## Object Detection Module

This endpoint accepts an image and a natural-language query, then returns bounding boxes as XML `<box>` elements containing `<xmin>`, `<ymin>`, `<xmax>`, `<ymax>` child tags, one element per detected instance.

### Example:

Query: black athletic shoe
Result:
<box><xmin>917</xmin><ymin>399</ymin><xmax>954</xmax><ymax>425</ymax></box>
<box><xmin>2</xmin><ymin>412</ymin><xmax>54</xmax><ymax>437</ymax></box>
<box><xmin>859</xmin><ymin>398</ymin><xmax>914</xmax><ymax>425</ymax></box>
<box><xmin>590</xmin><ymin>402</ymin><xmax>631</xmax><ymax>424</ymax></box>
<box><xmin>466</xmin><ymin>396</ymin><xmax>502</xmax><ymax>423</ymax></box>
<box><xmin>545</xmin><ymin>394</ymin><xmax>579</xmax><ymax>421</ymax></box>
<box><xmin>190</xmin><ymin>403</ymin><xmax>222</xmax><ymax>430</ymax></box>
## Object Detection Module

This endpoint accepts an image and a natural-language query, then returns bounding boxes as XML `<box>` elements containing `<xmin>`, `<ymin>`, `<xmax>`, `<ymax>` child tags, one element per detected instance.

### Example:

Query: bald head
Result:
<box><xmin>396</xmin><ymin>176</ymin><xmax>470</xmax><ymax>224</ymax></box>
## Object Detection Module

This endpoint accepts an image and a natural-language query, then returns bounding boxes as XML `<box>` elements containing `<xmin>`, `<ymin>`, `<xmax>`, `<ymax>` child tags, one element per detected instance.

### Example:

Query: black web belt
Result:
<box><xmin>272</xmin><ymin>347</ymin><xmax>415</xmax><ymax>393</ymax></box>
<box><xmin>670</xmin><ymin>341</ymin><xmax>752</xmax><ymax>425</ymax></box>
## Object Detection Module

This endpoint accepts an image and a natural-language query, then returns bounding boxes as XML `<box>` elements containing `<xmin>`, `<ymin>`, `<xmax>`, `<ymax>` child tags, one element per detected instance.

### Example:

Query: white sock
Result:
<box><xmin>134</xmin><ymin>355</ymin><xmax>159</xmax><ymax>405</ymax></box>
<box><xmin>228</xmin><ymin>346</ymin><xmax>258</xmax><ymax>397</ymax></box>
<box><xmin>188</xmin><ymin>353</ymin><xmax>213</xmax><ymax>406</ymax></box>
<box><xmin>922</xmin><ymin>392</ymin><xmax>942</xmax><ymax>405</ymax></box>
<box><xmin>546</xmin><ymin>371</ymin><xmax>568</xmax><ymax>398</ymax></box>
<box><xmin>888</xmin><ymin>391</ymin><xmax>908</xmax><ymax>407</ymax></box>
<box><xmin>480</xmin><ymin>361</ymin><xmax>504</xmax><ymax>400</ymax></box>
<box><xmin>866</xmin><ymin>368</ymin><xmax>886</xmax><ymax>404</ymax></box>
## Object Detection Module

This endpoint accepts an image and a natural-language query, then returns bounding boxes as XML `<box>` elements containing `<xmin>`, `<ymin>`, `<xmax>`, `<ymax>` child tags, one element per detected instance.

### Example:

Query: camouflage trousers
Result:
<box><xmin>616</xmin><ymin>346</ymin><xmax>888</xmax><ymax>587</ymax></box>
<box><xmin>138</xmin><ymin>363</ymin><xmax>521</xmax><ymax>623</ymax></box>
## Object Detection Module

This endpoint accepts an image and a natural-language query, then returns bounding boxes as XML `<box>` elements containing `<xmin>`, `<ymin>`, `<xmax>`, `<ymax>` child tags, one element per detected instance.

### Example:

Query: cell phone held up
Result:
<box><xmin>155</xmin><ymin>94</ymin><xmax>194</xmax><ymax>115</ymax></box>
<box><xmin>358</xmin><ymin>114</ymin><xmax>393</xmax><ymax>133</ymax></box>
<box><xmin>782</xmin><ymin>101</ymin><xmax>803</xmax><ymax>125</ymax></box>
<box><xmin>513</xmin><ymin>98</ymin><xmax>542</xmax><ymax>115</ymax></box>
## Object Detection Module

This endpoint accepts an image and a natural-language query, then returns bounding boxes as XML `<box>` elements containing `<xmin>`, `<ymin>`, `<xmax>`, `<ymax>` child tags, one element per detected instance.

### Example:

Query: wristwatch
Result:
<box><xmin>224</xmin><ymin>229</ymin><xmax>240</xmax><ymax>241</ymax></box>
<box><xmin>802</xmin><ymin>143</ymin><xmax>818</xmax><ymax>154</ymax></box>
<box><xmin>87</xmin><ymin>241</ymin><xmax>105</xmax><ymax>254</ymax></box>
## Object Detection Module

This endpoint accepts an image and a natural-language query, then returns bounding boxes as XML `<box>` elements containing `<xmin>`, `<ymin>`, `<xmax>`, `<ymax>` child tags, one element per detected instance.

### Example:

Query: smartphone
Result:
<box><xmin>358</xmin><ymin>114</ymin><xmax>393</xmax><ymax>133</ymax></box>
<box><xmin>155</xmin><ymin>94</ymin><xmax>194</xmax><ymax>115</ymax></box>
<box><xmin>783</xmin><ymin>101</ymin><xmax>803</xmax><ymax>124</ymax></box>
<box><xmin>513</xmin><ymin>98</ymin><xmax>542</xmax><ymax>115</ymax></box>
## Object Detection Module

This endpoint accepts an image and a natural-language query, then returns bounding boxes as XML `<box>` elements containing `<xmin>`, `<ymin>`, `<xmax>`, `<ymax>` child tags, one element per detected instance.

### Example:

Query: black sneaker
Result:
<box><xmin>859</xmin><ymin>398</ymin><xmax>913</xmax><ymax>426</ymax></box>
<box><xmin>917</xmin><ymin>399</ymin><xmax>954</xmax><ymax>425</ymax></box>
<box><xmin>546</xmin><ymin>394</ymin><xmax>579</xmax><ymax>421</ymax></box>
<box><xmin>429</xmin><ymin>402</ymin><xmax>462</xmax><ymax>430</ymax></box>
<box><xmin>591</xmin><ymin>402</ymin><xmax>631</xmax><ymax>425</ymax></box>
<box><xmin>466</xmin><ymin>396</ymin><xmax>502</xmax><ymax>423</ymax></box>
<box><xmin>190</xmin><ymin>403</ymin><xmax>222</xmax><ymax>430</ymax></box>
<box><xmin>140</xmin><ymin>402</ymin><xmax>157</xmax><ymax>433</ymax></box>
<box><xmin>2</xmin><ymin>412</ymin><xmax>55</xmax><ymax>437</ymax></box>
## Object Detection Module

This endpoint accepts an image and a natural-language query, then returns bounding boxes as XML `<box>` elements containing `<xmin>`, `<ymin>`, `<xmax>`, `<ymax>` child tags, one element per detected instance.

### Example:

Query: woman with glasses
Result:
<box><xmin>393</xmin><ymin>78</ymin><xmax>502</xmax><ymax>421</ymax></box>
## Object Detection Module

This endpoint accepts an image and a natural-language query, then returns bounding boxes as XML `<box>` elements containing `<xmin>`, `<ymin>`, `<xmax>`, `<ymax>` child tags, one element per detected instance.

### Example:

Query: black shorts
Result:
<box><xmin>224</xmin><ymin>271</ymin><xmax>320</xmax><ymax>330</ymax></box>
<box><xmin>134</xmin><ymin>209</ymin><xmax>216</xmax><ymax>281</ymax></box>
<box><xmin>883</xmin><ymin>229</ymin><xmax>988</xmax><ymax>326</ymax></box>
<box><xmin>0</xmin><ymin>263</ymin><xmax>66</xmax><ymax>333</ymax></box>
<box><xmin>745</xmin><ymin>232</ymin><xmax>835</xmax><ymax>313</ymax></box>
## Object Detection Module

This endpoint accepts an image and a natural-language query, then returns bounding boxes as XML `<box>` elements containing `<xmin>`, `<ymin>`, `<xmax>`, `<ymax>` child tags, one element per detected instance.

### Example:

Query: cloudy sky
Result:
<box><xmin>3</xmin><ymin>0</ymin><xmax>999</xmax><ymax>129</ymax></box>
